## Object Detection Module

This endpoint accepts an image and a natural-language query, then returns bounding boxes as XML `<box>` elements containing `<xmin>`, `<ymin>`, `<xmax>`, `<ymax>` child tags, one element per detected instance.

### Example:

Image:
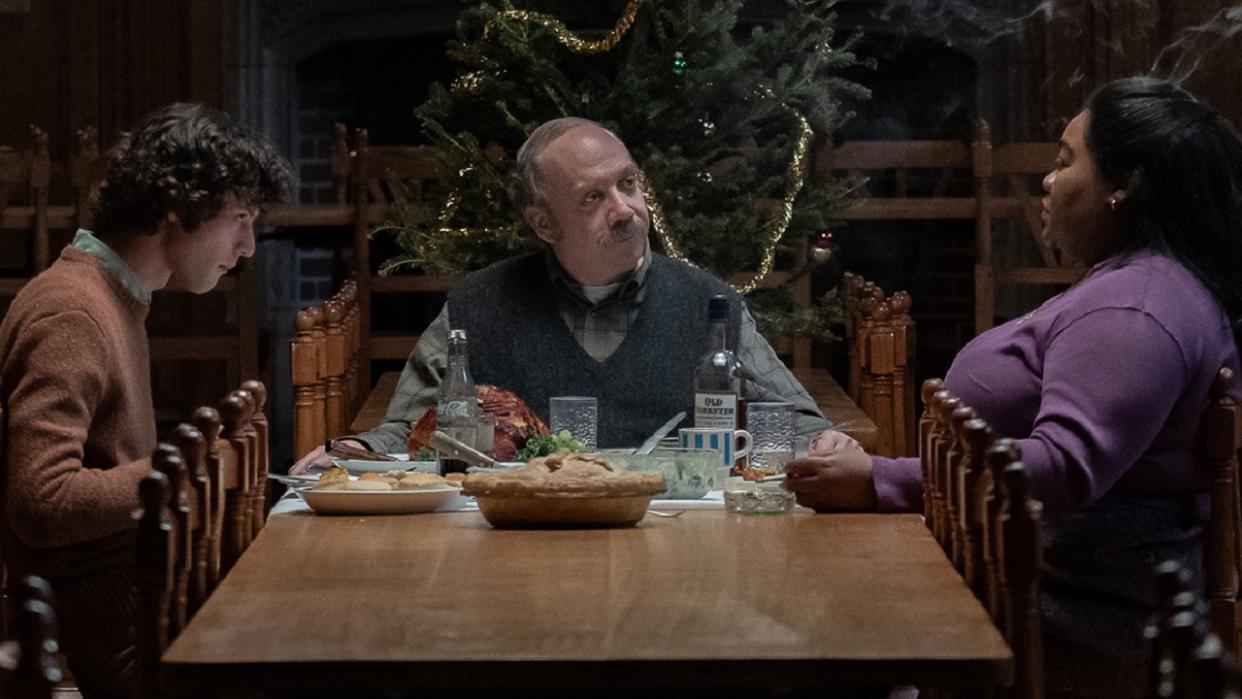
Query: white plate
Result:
<box><xmin>297</xmin><ymin>486</ymin><xmax>462</xmax><ymax>515</ymax></box>
<box><xmin>330</xmin><ymin>457</ymin><xmax>440</xmax><ymax>474</ymax></box>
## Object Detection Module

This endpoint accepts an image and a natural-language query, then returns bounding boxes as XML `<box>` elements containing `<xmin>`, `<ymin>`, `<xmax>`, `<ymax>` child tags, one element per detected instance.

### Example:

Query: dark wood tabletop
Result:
<box><xmin>162</xmin><ymin>510</ymin><xmax>1011</xmax><ymax>695</ymax></box>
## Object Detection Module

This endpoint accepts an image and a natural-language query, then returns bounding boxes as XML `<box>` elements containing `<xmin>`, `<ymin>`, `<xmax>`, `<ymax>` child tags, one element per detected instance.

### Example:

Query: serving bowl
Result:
<box><xmin>599</xmin><ymin>448</ymin><xmax>720</xmax><ymax>499</ymax></box>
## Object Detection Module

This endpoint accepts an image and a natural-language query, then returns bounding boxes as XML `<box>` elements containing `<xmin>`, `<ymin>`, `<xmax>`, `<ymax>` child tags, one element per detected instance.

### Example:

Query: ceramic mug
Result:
<box><xmin>678</xmin><ymin>427</ymin><xmax>751</xmax><ymax>467</ymax></box>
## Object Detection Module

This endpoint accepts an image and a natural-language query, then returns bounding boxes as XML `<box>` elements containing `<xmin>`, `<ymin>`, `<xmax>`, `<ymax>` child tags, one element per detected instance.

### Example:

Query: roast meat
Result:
<box><xmin>408</xmin><ymin>384</ymin><xmax>550</xmax><ymax>461</ymax></box>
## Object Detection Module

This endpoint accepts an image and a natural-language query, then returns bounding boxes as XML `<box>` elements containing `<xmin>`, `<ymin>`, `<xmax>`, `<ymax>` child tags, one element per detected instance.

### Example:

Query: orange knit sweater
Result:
<box><xmin>0</xmin><ymin>246</ymin><xmax>155</xmax><ymax>578</ymax></box>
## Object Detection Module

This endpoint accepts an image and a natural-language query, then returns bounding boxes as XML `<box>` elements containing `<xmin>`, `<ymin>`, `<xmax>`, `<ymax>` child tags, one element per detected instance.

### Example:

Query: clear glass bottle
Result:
<box><xmin>437</xmin><ymin>328</ymin><xmax>479</xmax><ymax>475</ymax></box>
<box><xmin>694</xmin><ymin>295</ymin><xmax>747</xmax><ymax>430</ymax></box>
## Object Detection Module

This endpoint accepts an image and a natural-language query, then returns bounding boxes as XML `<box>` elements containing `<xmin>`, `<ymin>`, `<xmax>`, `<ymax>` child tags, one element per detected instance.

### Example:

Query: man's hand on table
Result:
<box><xmin>289</xmin><ymin>438</ymin><xmax>367</xmax><ymax>475</ymax></box>
<box><xmin>783</xmin><ymin>429</ymin><xmax>877</xmax><ymax>512</ymax></box>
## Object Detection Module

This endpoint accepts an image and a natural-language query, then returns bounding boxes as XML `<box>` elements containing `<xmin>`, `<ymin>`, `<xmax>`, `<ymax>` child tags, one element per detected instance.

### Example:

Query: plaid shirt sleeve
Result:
<box><xmin>351</xmin><ymin>304</ymin><xmax>450</xmax><ymax>453</ymax></box>
<box><xmin>736</xmin><ymin>305</ymin><xmax>831</xmax><ymax>437</ymax></box>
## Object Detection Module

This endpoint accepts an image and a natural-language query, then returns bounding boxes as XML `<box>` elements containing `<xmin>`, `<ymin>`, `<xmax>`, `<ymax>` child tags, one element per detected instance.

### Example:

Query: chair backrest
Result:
<box><xmin>1147</xmin><ymin>559</ymin><xmax>1242</xmax><ymax>699</ymax></box>
<box><xmin>0</xmin><ymin>126</ymin><xmax>51</xmax><ymax>285</ymax></box>
<box><xmin>817</xmin><ymin>138</ymin><xmax>974</xmax><ymax>222</ymax></box>
<box><xmin>0</xmin><ymin>575</ymin><xmax>63</xmax><ymax>699</ymax></box>
<box><xmin>292</xmin><ymin>306</ymin><xmax>326</xmax><ymax>458</ymax></box>
<box><xmin>190</xmin><ymin>407</ymin><xmax>225</xmax><ymax>591</ymax></box>
<box><xmin>135</xmin><ymin>467</ymin><xmax>174</xmax><ymax>699</ymax></box>
<box><xmin>842</xmin><ymin>273</ymin><xmax>917</xmax><ymax>457</ymax></box>
<box><xmin>918</xmin><ymin>380</ymin><xmax>1045</xmax><ymax>699</ymax></box>
<box><xmin>241</xmin><ymin>380</ymin><xmax>271</xmax><ymax>533</ymax></box>
<box><xmin>152</xmin><ymin>443</ymin><xmax>192</xmax><ymax>639</ymax></box>
<box><xmin>972</xmin><ymin>123</ymin><xmax>1068</xmax><ymax>333</ymax></box>
<box><xmin>217</xmin><ymin>391</ymin><xmax>253</xmax><ymax>575</ymax></box>
<box><xmin>69</xmin><ymin>127</ymin><xmax>107</xmax><ymax>230</ymax></box>
<box><xmin>168</xmin><ymin>423</ymin><xmax>211</xmax><ymax>616</ymax></box>
<box><xmin>1200</xmin><ymin>367</ymin><xmax>1242</xmax><ymax>656</ymax></box>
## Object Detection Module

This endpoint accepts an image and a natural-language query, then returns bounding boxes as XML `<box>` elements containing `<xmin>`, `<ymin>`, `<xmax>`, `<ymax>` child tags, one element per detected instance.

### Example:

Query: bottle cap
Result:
<box><xmin>708</xmin><ymin>295</ymin><xmax>729</xmax><ymax>322</ymax></box>
<box><xmin>448</xmin><ymin>328</ymin><xmax>468</xmax><ymax>341</ymax></box>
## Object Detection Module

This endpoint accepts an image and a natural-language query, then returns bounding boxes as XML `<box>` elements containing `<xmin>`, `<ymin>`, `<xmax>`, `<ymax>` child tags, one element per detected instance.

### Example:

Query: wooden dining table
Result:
<box><xmin>162</xmin><ymin>509</ymin><xmax>1012</xmax><ymax>695</ymax></box>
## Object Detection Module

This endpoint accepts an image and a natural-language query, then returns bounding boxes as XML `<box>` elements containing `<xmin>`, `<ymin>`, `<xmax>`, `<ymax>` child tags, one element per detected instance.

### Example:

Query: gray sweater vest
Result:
<box><xmin>447</xmin><ymin>252</ymin><xmax>741</xmax><ymax>448</ymax></box>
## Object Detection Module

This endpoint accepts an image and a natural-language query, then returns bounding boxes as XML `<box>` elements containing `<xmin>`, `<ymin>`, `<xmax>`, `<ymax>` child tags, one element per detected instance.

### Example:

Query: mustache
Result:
<box><xmin>609</xmin><ymin>216</ymin><xmax>647</xmax><ymax>242</ymax></box>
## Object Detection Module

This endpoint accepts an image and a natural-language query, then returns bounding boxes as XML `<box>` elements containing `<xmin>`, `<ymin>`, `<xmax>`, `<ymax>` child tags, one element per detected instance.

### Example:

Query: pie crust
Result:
<box><xmin>462</xmin><ymin>452</ymin><xmax>665</xmax><ymax>498</ymax></box>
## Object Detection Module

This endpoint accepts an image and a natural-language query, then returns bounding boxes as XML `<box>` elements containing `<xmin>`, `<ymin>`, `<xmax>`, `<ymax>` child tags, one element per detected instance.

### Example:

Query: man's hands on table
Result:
<box><xmin>289</xmin><ymin>438</ymin><xmax>367</xmax><ymax>475</ymax></box>
<box><xmin>784</xmin><ymin>429</ymin><xmax>877</xmax><ymax>512</ymax></box>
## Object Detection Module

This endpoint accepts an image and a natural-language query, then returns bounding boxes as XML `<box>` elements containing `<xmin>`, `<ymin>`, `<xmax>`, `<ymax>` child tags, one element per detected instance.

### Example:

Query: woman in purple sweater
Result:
<box><xmin>787</xmin><ymin>77</ymin><xmax>1242</xmax><ymax>697</ymax></box>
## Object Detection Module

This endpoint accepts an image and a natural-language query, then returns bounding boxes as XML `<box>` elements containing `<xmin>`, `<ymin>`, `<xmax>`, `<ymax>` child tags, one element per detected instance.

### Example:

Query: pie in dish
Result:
<box><xmin>312</xmin><ymin>468</ymin><xmax>457</xmax><ymax>492</ymax></box>
<box><xmin>462</xmin><ymin>452</ymin><xmax>665</xmax><ymax>498</ymax></box>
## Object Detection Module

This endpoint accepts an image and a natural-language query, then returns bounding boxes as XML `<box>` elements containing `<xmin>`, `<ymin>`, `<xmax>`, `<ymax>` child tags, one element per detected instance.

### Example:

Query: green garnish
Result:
<box><xmin>513</xmin><ymin>430</ymin><xmax>586</xmax><ymax>461</ymax></box>
<box><xmin>412</xmin><ymin>447</ymin><xmax>438</xmax><ymax>462</ymax></box>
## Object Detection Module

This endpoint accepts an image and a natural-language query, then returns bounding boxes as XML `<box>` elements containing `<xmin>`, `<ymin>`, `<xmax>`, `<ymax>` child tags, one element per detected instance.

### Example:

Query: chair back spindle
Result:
<box><xmin>1201</xmin><ymin>367</ymin><xmax>1241</xmax><ymax>654</ymax></box>
<box><xmin>152</xmin><ymin>444</ymin><xmax>191</xmax><ymax>637</ymax></box>
<box><xmin>135</xmin><ymin>469</ymin><xmax>173</xmax><ymax>699</ymax></box>
<box><xmin>241</xmin><ymin>380</ymin><xmax>271</xmax><ymax>533</ymax></box>
<box><xmin>169</xmin><ymin>423</ymin><xmax>210</xmax><ymax>614</ymax></box>
<box><xmin>191</xmin><ymin>407</ymin><xmax>225</xmax><ymax>590</ymax></box>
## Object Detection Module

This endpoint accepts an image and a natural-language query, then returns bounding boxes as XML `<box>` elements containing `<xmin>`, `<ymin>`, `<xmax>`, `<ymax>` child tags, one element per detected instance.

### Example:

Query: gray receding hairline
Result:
<box><xmin>509</xmin><ymin>117</ymin><xmax>630</xmax><ymax>210</ymax></box>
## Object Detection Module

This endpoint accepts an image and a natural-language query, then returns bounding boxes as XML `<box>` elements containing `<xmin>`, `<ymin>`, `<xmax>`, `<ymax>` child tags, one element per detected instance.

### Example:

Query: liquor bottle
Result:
<box><xmin>694</xmin><ymin>295</ymin><xmax>747</xmax><ymax>430</ymax></box>
<box><xmin>437</xmin><ymin>328</ymin><xmax>479</xmax><ymax>475</ymax></box>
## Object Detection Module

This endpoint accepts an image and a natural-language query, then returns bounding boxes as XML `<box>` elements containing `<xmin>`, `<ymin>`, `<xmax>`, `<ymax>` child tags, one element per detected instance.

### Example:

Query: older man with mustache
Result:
<box><xmin>293</xmin><ymin>117</ymin><xmax>830</xmax><ymax>470</ymax></box>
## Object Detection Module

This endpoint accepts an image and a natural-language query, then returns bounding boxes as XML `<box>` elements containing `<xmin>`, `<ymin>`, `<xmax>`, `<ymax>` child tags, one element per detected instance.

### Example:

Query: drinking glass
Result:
<box><xmin>746</xmin><ymin>401</ymin><xmax>794</xmax><ymax>473</ymax></box>
<box><xmin>475</xmin><ymin>413</ymin><xmax>497</xmax><ymax>457</ymax></box>
<box><xmin>549</xmin><ymin>396</ymin><xmax>598</xmax><ymax>450</ymax></box>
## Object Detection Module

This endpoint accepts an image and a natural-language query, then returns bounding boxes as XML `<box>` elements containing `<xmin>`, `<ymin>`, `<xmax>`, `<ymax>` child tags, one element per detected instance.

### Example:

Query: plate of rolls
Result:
<box><xmin>297</xmin><ymin>467</ymin><xmax>463</xmax><ymax>515</ymax></box>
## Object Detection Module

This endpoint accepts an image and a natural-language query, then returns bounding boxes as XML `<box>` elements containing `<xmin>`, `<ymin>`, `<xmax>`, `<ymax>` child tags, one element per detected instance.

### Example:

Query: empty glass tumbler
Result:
<box><xmin>746</xmin><ymin>401</ymin><xmax>795</xmax><ymax>473</ymax></box>
<box><xmin>548</xmin><ymin>396</ymin><xmax>598</xmax><ymax>451</ymax></box>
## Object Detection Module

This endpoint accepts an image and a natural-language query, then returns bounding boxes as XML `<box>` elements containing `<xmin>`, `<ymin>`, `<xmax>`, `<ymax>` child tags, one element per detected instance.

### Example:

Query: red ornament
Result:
<box><xmin>814</xmin><ymin>230</ymin><xmax>833</xmax><ymax>249</ymax></box>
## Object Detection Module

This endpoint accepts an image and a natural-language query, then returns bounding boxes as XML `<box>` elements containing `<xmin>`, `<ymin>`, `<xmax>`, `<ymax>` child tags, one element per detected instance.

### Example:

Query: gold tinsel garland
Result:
<box><xmin>435</xmin><ymin>0</ymin><xmax>812</xmax><ymax>293</ymax></box>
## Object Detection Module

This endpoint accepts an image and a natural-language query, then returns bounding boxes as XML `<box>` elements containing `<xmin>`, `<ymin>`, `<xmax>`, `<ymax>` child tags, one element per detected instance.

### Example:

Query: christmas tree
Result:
<box><xmin>377</xmin><ymin>0</ymin><xmax>870</xmax><ymax>339</ymax></box>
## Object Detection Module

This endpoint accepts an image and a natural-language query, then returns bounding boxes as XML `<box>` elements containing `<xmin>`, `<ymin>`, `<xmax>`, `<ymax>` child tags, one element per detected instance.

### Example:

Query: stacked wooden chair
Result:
<box><xmin>292</xmin><ymin>281</ymin><xmax>363</xmax><ymax>457</ymax></box>
<box><xmin>1147</xmin><ymin>559</ymin><xmax>1242</xmax><ymax>698</ymax></box>
<box><xmin>918</xmin><ymin>378</ymin><xmax>1044</xmax><ymax>699</ymax></box>
<box><xmin>843</xmin><ymin>273</ymin><xmax>917</xmax><ymax>457</ymax></box>
<box><xmin>0</xmin><ymin>575</ymin><xmax>64</xmax><ymax>699</ymax></box>
<box><xmin>135</xmin><ymin>380</ymin><xmax>273</xmax><ymax>698</ymax></box>
<box><xmin>972</xmin><ymin>122</ymin><xmax>1072</xmax><ymax>333</ymax></box>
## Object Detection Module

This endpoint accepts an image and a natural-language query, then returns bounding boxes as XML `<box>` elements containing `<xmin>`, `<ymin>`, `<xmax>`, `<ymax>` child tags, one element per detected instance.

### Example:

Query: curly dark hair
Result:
<box><xmin>91</xmin><ymin>103</ymin><xmax>295</xmax><ymax>236</ymax></box>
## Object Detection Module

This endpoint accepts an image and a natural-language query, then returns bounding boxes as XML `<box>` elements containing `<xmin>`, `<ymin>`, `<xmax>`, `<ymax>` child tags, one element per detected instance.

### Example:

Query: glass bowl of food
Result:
<box><xmin>599</xmin><ymin>448</ymin><xmax>720</xmax><ymax>499</ymax></box>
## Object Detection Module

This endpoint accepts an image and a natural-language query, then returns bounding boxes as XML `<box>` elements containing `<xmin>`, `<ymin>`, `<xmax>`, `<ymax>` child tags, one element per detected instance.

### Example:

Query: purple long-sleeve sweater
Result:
<box><xmin>873</xmin><ymin>250</ymin><xmax>1240</xmax><ymax>520</ymax></box>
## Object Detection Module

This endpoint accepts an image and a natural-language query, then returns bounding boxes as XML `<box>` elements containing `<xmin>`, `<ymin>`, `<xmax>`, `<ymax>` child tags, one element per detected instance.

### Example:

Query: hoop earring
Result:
<box><xmin>1107</xmin><ymin>196</ymin><xmax>1119</xmax><ymax>211</ymax></box>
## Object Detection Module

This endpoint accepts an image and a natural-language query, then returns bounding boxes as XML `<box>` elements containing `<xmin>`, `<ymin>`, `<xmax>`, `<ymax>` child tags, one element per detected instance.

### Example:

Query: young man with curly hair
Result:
<box><xmin>0</xmin><ymin>103</ymin><xmax>293</xmax><ymax>698</ymax></box>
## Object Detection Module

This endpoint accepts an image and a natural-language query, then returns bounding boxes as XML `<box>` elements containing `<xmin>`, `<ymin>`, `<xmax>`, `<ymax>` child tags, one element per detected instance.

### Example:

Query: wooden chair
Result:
<box><xmin>190</xmin><ymin>407</ymin><xmax>226</xmax><ymax>591</ymax></box>
<box><xmin>152</xmin><ymin>443</ymin><xmax>192</xmax><ymax>639</ymax></box>
<box><xmin>135</xmin><ymin>467</ymin><xmax>174</xmax><ymax>699</ymax></box>
<box><xmin>68</xmin><ymin>127</ymin><xmax>106</xmax><ymax>230</ymax></box>
<box><xmin>917</xmin><ymin>383</ymin><xmax>1045</xmax><ymax>699</ymax></box>
<box><xmin>0</xmin><ymin>575</ymin><xmax>64</xmax><ymax>699</ymax></box>
<box><xmin>348</xmin><ymin>128</ymin><xmax>450</xmax><ymax>381</ymax></box>
<box><xmin>972</xmin><ymin>122</ymin><xmax>1069</xmax><ymax>333</ymax></box>
<box><xmin>1147</xmin><ymin>559</ymin><xmax>1242</xmax><ymax>699</ymax></box>
<box><xmin>1201</xmin><ymin>367</ymin><xmax>1242</xmax><ymax>655</ymax></box>
<box><xmin>293</xmin><ymin>282</ymin><xmax>366</xmax><ymax>455</ymax></box>
<box><xmin>218</xmin><ymin>391</ymin><xmax>254</xmax><ymax>575</ymax></box>
<box><xmin>168</xmin><ymin>423</ymin><xmax>212</xmax><ymax>616</ymax></box>
<box><xmin>292</xmin><ymin>305</ymin><xmax>327</xmax><ymax>458</ymax></box>
<box><xmin>0</xmin><ymin>126</ymin><xmax>51</xmax><ymax>298</ymax></box>
<box><xmin>842</xmin><ymin>273</ymin><xmax>917</xmax><ymax>457</ymax></box>
<box><xmin>817</xmin><ymin>137</ymin><xmax>974</xmax><ymax>223</ymax></box>
<box><xmin>241</xmin><ymin>380</ymin><xmax>272</xmax><ymax>530</ymax></box>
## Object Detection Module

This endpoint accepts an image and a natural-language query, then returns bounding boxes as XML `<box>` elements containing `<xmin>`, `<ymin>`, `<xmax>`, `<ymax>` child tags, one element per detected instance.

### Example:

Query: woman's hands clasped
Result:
<box><xmin>783</xmin><ymin>430</ymin><xmax>878</xmax><ymax>512</ymax></box>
